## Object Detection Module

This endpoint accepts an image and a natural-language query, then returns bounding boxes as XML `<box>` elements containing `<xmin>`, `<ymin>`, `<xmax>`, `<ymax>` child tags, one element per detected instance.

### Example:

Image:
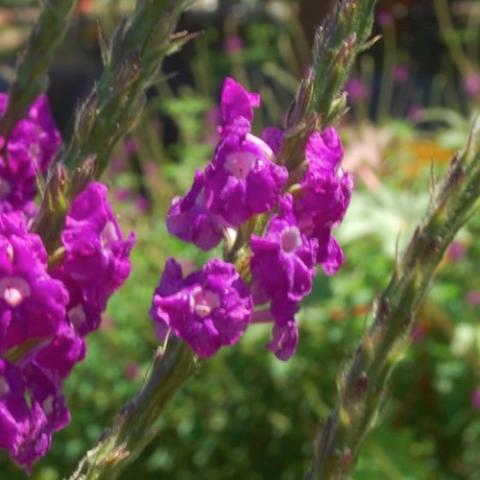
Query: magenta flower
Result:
<box><xmin>0</xmin><ymin>212</ymin><xmax>68</xmax><ymax>355</ymax></box>
<box><xmin>294</xmin><ymin>129</ymin><xmax>353</xmax><ymax>274</ymax></box>
<box><xmin>205</xmin><ymin>132</ymin><xmax>288</xmax><ymax>226</ymax></box>
<box><xmin>219</xmin><ymin>77</ymin><xmax>260</xmax><ymax>136</ymax></box>
<box><xmin>261</xmin><ymin>127</ymin><xmax>284</xmax><ymax>157</ymax></box>
<box><xmin>0</xmin><ymin>360</ymin><xmax>69</xmax><ymax>472</ymax></box>
<box><xmin>251</xmin><ymin>195</ymin><xmax>318</xmax><ymax>305</ymax></box>
<box><xmin>0</xmin><ymin>359</ymin><xmax>29</xmax><ymax>465</ymax></box>
<box><xmin>55</xmin><ymin>182</ymin><xmax>135</xmax><ymax>335</ymax></box>
<box><xmin>0</xmin><ymin>94</ymin><xmax>61</xmax><ymax>214</ymax></box>
<box><xmin>167</xmin><ymin>170</ymin><xmax>227</xmax><ymax>251</ymax></box>
<box><xmin>151</xmin><ymin>258</ymin><xmax>252</xmax><ymax>358</ymax></box>
<box><xmin>265</xmin><ymin>299</ymin><xmax>299</xmax><ymax>360</ymax></box>
<box><xmin>35</xmin><ymin>318</ymin><xmax>86</xmax><ymax>379</ymax></box>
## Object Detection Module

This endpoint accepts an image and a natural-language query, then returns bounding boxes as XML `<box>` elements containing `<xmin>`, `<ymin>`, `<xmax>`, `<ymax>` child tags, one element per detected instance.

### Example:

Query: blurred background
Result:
<box><xmin>1</xmin><ymin>0</ymin><xmax>480</xmax><ymax>478</ymax></box>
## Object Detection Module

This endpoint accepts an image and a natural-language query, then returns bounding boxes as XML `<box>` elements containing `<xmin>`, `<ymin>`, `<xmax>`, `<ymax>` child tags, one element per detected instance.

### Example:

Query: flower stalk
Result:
<box><xmin>304</xmin><ymin>118</ymin><xmax>480</xmax><ymax>479</ymax></box>
<box><xmin>33</xmin><ymin>0</ymin><xmax>193</xmax><ymax>252</ymax></box>
<box><xmin>0</xmin><ymin>0</ymin><xmax>78</xmax><ymax>139</ymax></box>
<box><xmin>69</xmin><ymin>339</ymin><xmax>197</xmax><ymax>480</ymax></box>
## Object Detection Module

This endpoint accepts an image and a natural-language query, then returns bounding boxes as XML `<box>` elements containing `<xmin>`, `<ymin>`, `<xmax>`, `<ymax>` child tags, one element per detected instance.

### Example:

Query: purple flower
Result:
<box><xmin>35</xmin><ymin>318</ymin><xmax>86</xmax><ymax>379</ymax></box>
<box><xmin>261</xmin><ymin>127</ymin><xmax>284</xmax><ymax>157</ymax></box>
<box><xmin>224</xmin><ymin>36</ymin><xmax>244</xmax><ymax>53</ymax></box>
<box><xmin>167</xmin><ymin>170</ymin><xmax>227</xmax><ymax>251</ymax></box>
<box><xmin>265</xmin><ymin>299</ymin><xmax>299</xmax><ymax>361</ymax></box>
<box><xmin>0</xmin><ymin>212</ymin><xmax>68</xmax><ymax>355</ymax></box>
<box><xmin>0</xmin><ymin>360</ymin><xmax>69</xmax><ymax>472</ymax></box>
<box><xmin>150</xmin><ymin>258</ymin><xmax>252</xmax><ymax>358</ymax></box>
<box><xmin>466</xmin><ymin>290</ymin><xmax>480</xmax><ymax>306</ymax></box>
<box><xmin>0</xmin><ymin>94</ymin><xmax>61</xmax><ymax>214</ymax></box>
<box><xmin>463</xmin><ymin>72</ymin><xmax>480</xmax><ymax>98</ymax></box>
<box><xmin>205</xmin><ymin>132</ymin><xmax>288</xmax><ymax>226</ymax></box>
<box><xmin>294</xmin><ymin>130</ymin><xmax>353</xmax><ymax>274</ymax></box>
<box><xmin>346</xmin><ymin>77</ymin><xmax>370</xmax><ymax>102</ymax></box>
<box><xmin>251</xmin><ymin>195</ymin><xmax>317</xmax><ymax>305</ymax></box>
<box><xmin>13</xmin><ymin>362</ymin><xmax>69</xmax><ymax>471</ymax></box>
<box><xmin>0</xmin><ymin>359</ymin><xmax>29</xmax><ymax>464</ymax></box>
<box><xmin>55</xmin><ymin>182</ymin><xmax>135</xmax><ymax>335</ymax></box>
<box><xmin>219</xmin><ymin>77</ymin><xmax>260</xmax><ymax>136</ymax></box>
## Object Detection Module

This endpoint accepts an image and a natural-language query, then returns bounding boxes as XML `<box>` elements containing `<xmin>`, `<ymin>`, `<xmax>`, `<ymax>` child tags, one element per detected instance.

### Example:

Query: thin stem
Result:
<box><xmin>0</xmin><ymin>0</ymin><xmax>78</xmax><ymax>139</ymax></box>
<box><xmin>32</xmin><ymin>0</ymin><xmax>192</xmax><ymax>253</ymax></box>
<box><xmin>69</xmin><ymin>338</ymin><xmax>197</xmax><ymax>480</ymax></box>
<box><xmin>305</xmin><ymin>118</ymin><xmax>480</xmax><ymax>479</ymax></box>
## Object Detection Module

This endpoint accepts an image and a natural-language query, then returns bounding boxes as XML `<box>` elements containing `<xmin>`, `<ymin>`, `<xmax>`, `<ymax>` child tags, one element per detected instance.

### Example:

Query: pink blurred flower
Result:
<box><xmin>471</xmin><ymin>387</ymin><xmax>480</xmax><ymax>410</ymax></box>
<box><xmin>224</xmin><ymin>36</ymin><xmax>244</xmax><ymax>53</ymax></box>
<box><xmin>135</xmin><ymin>195</ymin><xmax>150</xmax><ymax>213</ymax></box>
<box><xmin>346</xmin><ymin>77</ymin><xmax>370</xmax><ymax>102</ymax></box>
<box><xmin>466</xmin><ymin>290</ymin><xmax>480</xmax><ymax>306</ymax></box>
<box><xmin>411</xmin><ymin>324</ymin><xmax>427</xmax><ymax>343</ymax></box>
<box><xmin>392</xmin><ymin>65</ymin><xmax>410</xmax><ymax>83</ymax></box>
<box><xmin>377</xmin><ymin>10</ymin><xmax>394</xmax><ymax>28</ymax></box>
<box><xmin>125</xmin><ymin>362</ymin><xmax>139</xmax><ymax>381</ymax></box>
<box><xmin>124</xmin><ymin>138</ymin><xmax>138</xmax><ymax>155</ymax></box>
<box><xmin>447</xmin><ymin>241</ymin><xmax>466</xmax><ymax>262</ymax></box>
<box><xmin>463</xmin><ymin>72</ymin><xmax>480</xmax><ymax>98</ymax></box>
<box><xmin>115</xmin><ymin>187</ymin><xmax>131</xmax><ymax>202</ymax></box>
<box><xmin>408</xmin><ymin>105</ymin><xmax>423</xmax><ymax>122</ymax></box>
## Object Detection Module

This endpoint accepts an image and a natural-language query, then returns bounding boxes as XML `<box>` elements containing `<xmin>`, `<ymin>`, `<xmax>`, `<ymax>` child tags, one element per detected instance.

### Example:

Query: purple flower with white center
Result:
<box><xmin>219</xmin><ymin>77</ymin><xmax>260</xmax><ymax>136</ymax></box>
<box><xmin>205</xmin><ymin>132</ymin><xmax>288</xmax><ymax>226</ymax></box>
<box><xmin>150</xmin><ymin>258</ymin><xmax>252</xmax><ymax>358</ymax></box>
<box><xmin>0</xmin><ymin>212</ymin><xmax>68</xmax><ymax>355</ymax></box>
<box><xmin>294</xmin><ymin>129</ymin><xmax>353</xmax><ymax>274</ymax></box>
<box><xmin>167</xmin><ymin>170</ymin><xmax>227</xmax><ymax>251</ymax></box>
<box><xmin>0</xmin><ymin>94</ymin><xmax>61</xmax><ymax>214</ymax></box>
<box><xmin>249</xmin><ymin>195</ymin><xmax>317</xmax><ymax>360</ymax></box>
<box><xmin>251</xmin><ymin>194</ymin><xmax>318</xmax><ymax>306</ymax></box>
<box><xmin>56</xmin><ymin>182</ymin><xmax>135</xmax><ymax>335</ymax></box>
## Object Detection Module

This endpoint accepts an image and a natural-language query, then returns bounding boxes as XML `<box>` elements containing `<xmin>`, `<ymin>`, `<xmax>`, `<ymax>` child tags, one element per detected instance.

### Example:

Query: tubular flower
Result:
<box><xmin>205</xmin><ymin>132</ymin><xmax>288</xmax><ymax>226</ymax></box>
<box><xmin>0</xmin><ymin>212</ymin><xmax>68</xmax><ymax>355</ymax></box>
<box><xmin>166</xmin><ymin>170</ymin><xmax>227</xmax><ymax>251</ymax></box>
<box><xmin>294</xmin><ymin>128</ymin><xmax>353</xmax><ymax>275</ymax></box>
<box><xmin>55</xmin><ymin>182</ymin><xmax>135</xmax><ymax>335</ymax></box>
<box><xmin>151</xmin><ymin>258</ymin><xmax>253</xmax><ymax>358</ymax></box>
<box><xmin>0</xmin><ymin>94</ymin><xmax>61</xmax><ymax>214</ymax></box>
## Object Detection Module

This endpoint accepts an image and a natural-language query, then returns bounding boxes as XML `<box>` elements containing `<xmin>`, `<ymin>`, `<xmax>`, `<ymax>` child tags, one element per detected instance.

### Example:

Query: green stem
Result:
<box><xmin>305</xmin><ymin>118</ymin><xmax>480</xmax><ymax>479</ymax></box>
<box><xmin>32</xmin><ymin>0</ymin><xmax>192</xmax><ymax>252</ymax></box>
<box><xmin>69</xmin><ymin>338</ymin><xmax>197</xmax><ymax>480</ymax></box>
<box><xmin>0</xmin><ymin>0</ymin><xmax>78</xmax><ymax>139</ymax></box>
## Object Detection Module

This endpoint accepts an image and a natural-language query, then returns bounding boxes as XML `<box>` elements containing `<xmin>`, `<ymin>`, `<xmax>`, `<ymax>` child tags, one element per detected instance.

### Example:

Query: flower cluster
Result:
<box><xmin>0</xmin><ymin>95</ymin><xmax>61</xmax><ymax>216</ymax></box>
<box><xmin>152</xmin><ymin>77</ymin><xmax>353</xmax><ymax>361</ymax></box>
<box><xmin>0</xmin><ymin>97</ymin><xmax>134</xmax><ymax>471</ymax></box>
